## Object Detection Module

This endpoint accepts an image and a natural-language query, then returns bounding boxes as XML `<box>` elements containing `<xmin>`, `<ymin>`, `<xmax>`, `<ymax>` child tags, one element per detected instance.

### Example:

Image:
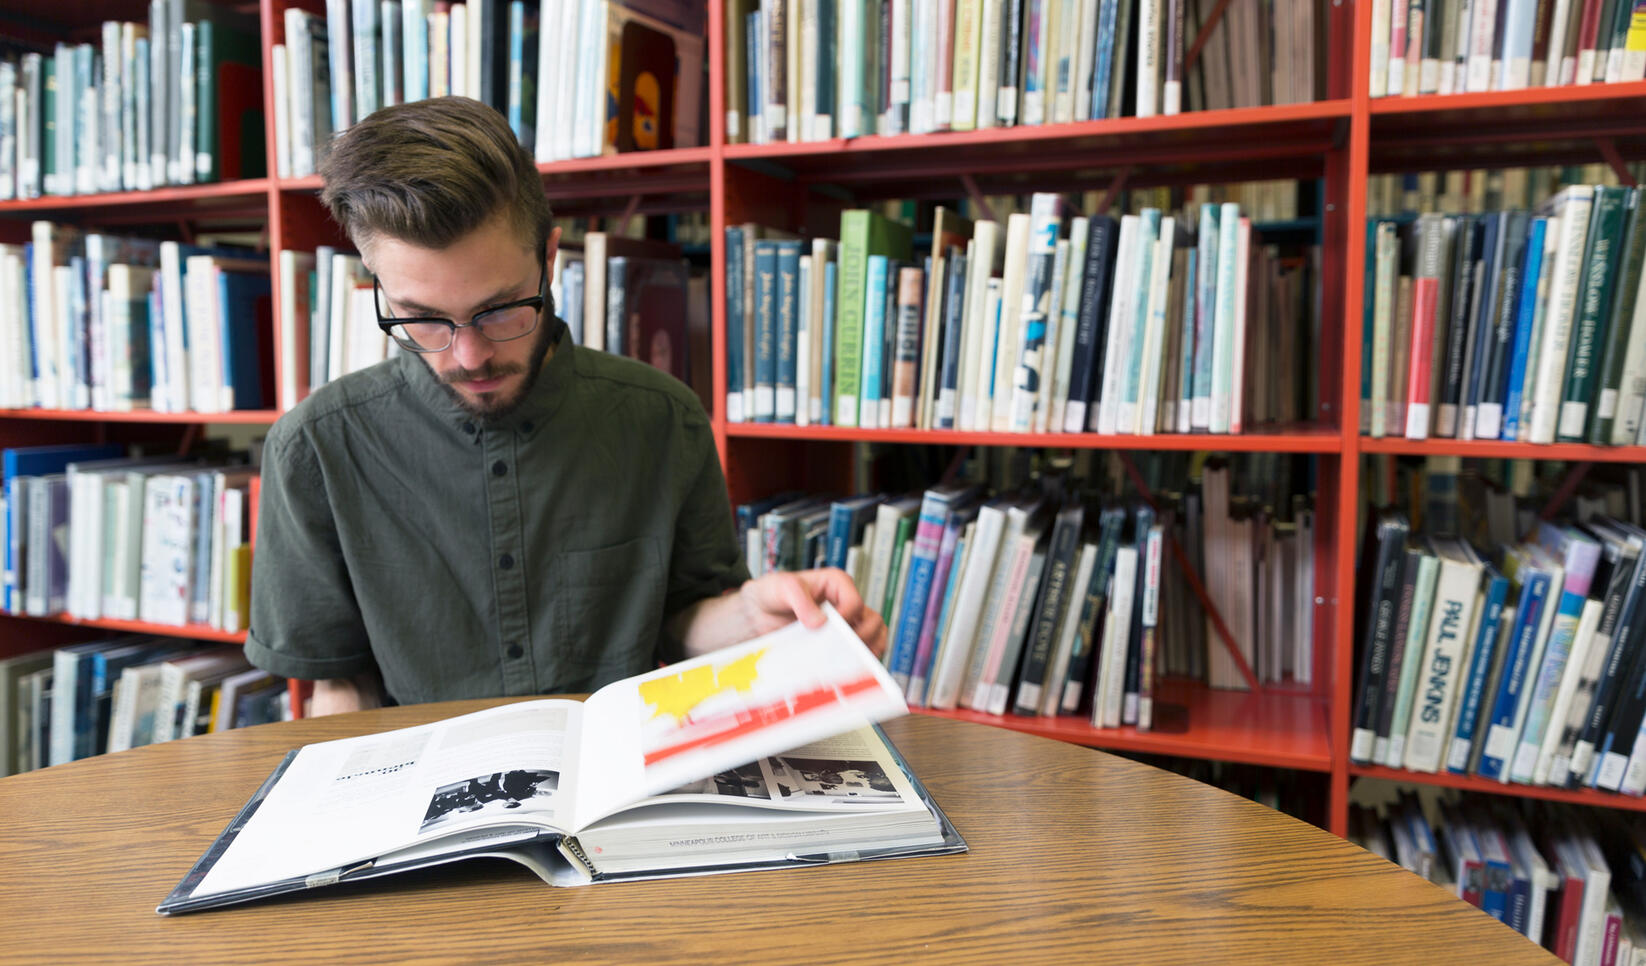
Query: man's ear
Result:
<box><xmin>544</xmin><ymin>226</ymin><xmax>563</xmax><ymax>281</ymax></box>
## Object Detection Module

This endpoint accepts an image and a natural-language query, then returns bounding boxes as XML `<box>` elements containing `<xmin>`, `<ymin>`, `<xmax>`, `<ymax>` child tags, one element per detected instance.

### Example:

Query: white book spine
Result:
<box><xmin>1095</xmin><ymin>546</ymin><xmax>1137</xmax><ymax>729</ymax></box>
<box><xmin>1135</xmin><ymin>0</ymin><xmax>1159</xmax><ymax>117</ymax></box>
<box><xmin>1533</xmin><ymin>599</ymin><xmax>1603</xmax><ymax>785</ymax></box>
<box><xmin>1135</xmin><ymin>221</ymin><xmax>1174</xmax><ymax>435</ymax></box>
<box><xmin>1528</xmin><ymin>188</ymin><xmax>1594</xmax><ymax>443</ymax></box>
<box><xmin>1611</xmin><ymin>256</ymin><xmax>1646</xmax><ymax>444</ymax></box>
<box><xmin>1401</xmin><ymin>556</ymin><xmax>1480</xmax><ymax>773</ymax></box>
<box><xmin>1208</xmin><ymin>203</ymin><xmax>1241</xmax><ymax>434</ymax></box>
<box><xmin>1095</xmin><ymin>216</ymin><xmax>1141</xmax><ymax>434</ymax></box>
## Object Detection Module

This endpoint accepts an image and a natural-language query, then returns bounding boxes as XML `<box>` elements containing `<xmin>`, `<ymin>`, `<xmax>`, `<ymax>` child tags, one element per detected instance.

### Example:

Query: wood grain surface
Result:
<box><xmin>0</xmin><ymin>700</ymin><xmax>1555</xmax><ymax>965</ymax></box>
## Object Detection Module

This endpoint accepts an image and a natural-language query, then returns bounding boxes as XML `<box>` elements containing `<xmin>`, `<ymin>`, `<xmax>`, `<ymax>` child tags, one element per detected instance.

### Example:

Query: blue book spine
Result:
<box><xmin>408</xmin><ymin>0</ymin><xmax>428</xmax><ymax>102</ymax></box>
<box><xmin>775</xmin><ymin>240</ymin><xmax>802</xmax><ymax>423</ymax></box>
<box><xmin>1120</xmin><ymin>210</ymin><xmax>1161</xmax><ymax>416</ymax></box>
<box><xmin>888</xmin><ymin>491</ymin><xmax>949</xmax><ymax>688</ymax></box>
<box><xmin>1501</xmin><ymin>217</ymin><xmax>1547</xmax><ymax>440</ymax></box>
<box><xmin>860</xmin><ymin>254</ymin><xmax>889</xmax><ymax>418</ymax></box>
<box><xmin>819</xmin><ymin>259</ymin><xmax>836</xmax><ymax>425</ymax></box>
<box><xmin>1479</xmin><ymin>846</ymin><xmax>1510</xmax><ymax>923</ymax></box>
<box><xmin>752</xmin><ymin>239</ymin><xmax>778</xmax><ymax>423</ymax></box>
<box><xmin>724</xmin><ymin>226</ymin><xmax>745</xmax><ymax>421</ymax></box>
<box><xmin>1506</xmin><ymin>866</ymin><xmax>1530</xmax><ymax>936</ymax></box>
<box><xmin>825</xmin><ymin>502</ymin><xmax>854</xmax><ymax>570</ymax></box>
<box><xmin>1193</xmin><ymin>204</ymin><xmax>1220</xmax><ymax>423</ymax></box>
<box><xmin>1447</xmin><ymin>574</ymin><xmax>1510</xmax><ymax>773</ymax></box>
<box><xmin>1176</xmin><ymin>247</ymin><xmax>1197</xmax><ymax>427</ymax></box>
<box><xmin>221</xmin><ymin>271</ymin><xmax>273</xmax><ymax>410</ymax></box>
<box><xmin>68</xmin><ymin>254</ymin><xmax>88</xmax><ymax>410</ymax></box>
<box><xmin>23</xmin><ymin>241</ymin><xmax>38</xmax><ymax>398</ymax></box>
<box><xmin>916</xmin><ymin>526</ymin><xmax>968</xmax><ymax>706</ymax></box>
<box><xmin>1091</xmin><ymin>0</ymin><xmax>1118</xmax><ymax>120</ymax></box>
<box><xmin>507</xmin><ymin>2</ymin><xmax>525</xmax><ymax>135</ymax></box>
<box><xmin>1477</xmin><ymin>570</ymin><xmax>1553</xmax><ymax>780</ymax></box>
<box><xmin>815</xmin><ymin>0</ymin><xmax>834</xmax><ymax>132</ymax></box>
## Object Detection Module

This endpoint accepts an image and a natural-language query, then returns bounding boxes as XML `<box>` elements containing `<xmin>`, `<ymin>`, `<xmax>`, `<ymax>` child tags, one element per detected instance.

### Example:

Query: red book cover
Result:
<box><xmin>1404</xmin><ymin>276</ymin><xmax>1438</xmax><ymax>436</ymax></box>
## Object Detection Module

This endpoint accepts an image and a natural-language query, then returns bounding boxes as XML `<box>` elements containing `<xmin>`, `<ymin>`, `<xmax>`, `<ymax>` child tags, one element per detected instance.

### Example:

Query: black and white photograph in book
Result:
<box><xmin>665</xmin><ymin>761</ymin><xmax>772</xmax><ymax>799</ymax></box>
<box><xmin>421</xmin><ymin>769</ymin><xmax>560</xmax><ymax>831</ymax></box>
<box><xmin>768</xmin><ymin>756</ymin><xmax>900</xmax><ymax>803</ymax></box>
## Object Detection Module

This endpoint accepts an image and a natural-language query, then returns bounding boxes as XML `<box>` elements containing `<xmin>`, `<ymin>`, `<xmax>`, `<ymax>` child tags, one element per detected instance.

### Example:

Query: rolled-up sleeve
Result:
<box><xmin>244</xmin><ymin>422</ymin><xmax>379</xmax><ymax>681</ymax></box>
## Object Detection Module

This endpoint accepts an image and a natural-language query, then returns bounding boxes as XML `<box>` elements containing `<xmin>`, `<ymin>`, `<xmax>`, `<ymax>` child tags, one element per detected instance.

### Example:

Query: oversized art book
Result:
<box><xmin>158</xmin><ymin>606</ymin><xmax>964</xmax><ymax>914</ymax></box>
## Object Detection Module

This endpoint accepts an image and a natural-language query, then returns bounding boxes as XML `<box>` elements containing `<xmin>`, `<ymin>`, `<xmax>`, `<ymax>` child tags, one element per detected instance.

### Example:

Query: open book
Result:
<box><xmin>159</xmin><ymin>607</ymin><xmax>964</xmax><ymax>914</ymax></box>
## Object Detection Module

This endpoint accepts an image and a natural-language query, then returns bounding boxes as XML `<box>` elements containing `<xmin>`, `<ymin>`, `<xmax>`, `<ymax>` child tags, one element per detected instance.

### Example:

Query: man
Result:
<box><xmin>246</xmin><ymin>97</ymin><xmax>884</xmax><ymax>714</ymax></box>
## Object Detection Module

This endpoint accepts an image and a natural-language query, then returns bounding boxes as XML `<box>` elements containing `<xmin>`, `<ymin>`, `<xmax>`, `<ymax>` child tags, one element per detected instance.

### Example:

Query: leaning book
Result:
<box><xmin>158</xmin><ymin>607</ymin><xmax>964</xmax><ymax>914</ymax></box>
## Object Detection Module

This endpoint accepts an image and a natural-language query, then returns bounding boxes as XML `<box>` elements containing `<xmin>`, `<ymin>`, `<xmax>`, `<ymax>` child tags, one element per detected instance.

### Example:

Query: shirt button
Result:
<box><xmin>463</xmin><ymin>422</ymin><xmax>476</xmax><ymax>434</ymax></box>
<box><xmin>521</xmin><ymin>421</ymin><xmax>534</xmax><ymax>433</ymax></box>
<box><xmin>492</xmin><ymin>460</ymin><xmax>507</xmax><ymax>476</ymax></box>
<box><xmin>506</xmin><ymin>642</ymin><xmax>523</xmax><ymax>659</ymax></box>
<box><xmin>499</xmin><ymin>553</ymin><xmax>515</xmax><ymax>570</ymax></box>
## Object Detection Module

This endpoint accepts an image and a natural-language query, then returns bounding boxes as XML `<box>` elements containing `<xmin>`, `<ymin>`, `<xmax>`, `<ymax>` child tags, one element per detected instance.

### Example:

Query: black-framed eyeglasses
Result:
<box><xmin>375</xmin><ymin>262</ymin><xmax>549</xmax><ymax>353</ymax></box>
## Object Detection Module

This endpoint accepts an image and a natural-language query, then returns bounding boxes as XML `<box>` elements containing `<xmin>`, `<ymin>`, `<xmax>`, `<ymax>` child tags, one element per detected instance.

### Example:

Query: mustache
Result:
<box><xmin>440</xmin><ymin>362</ymin><xmax>526</xmax><ymax>385</ymax></box>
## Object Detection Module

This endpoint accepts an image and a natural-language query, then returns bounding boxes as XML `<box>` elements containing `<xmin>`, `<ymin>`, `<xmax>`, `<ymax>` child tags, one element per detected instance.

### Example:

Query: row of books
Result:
<box><xmin>275</xmin><ymin>0</ymin><xmax>704</xmax><ymax>177</ymax></box>
<box><xmin>1368</xmin><ymin>0</ymin><xmax>1646</xmax><ymax>98</ymax></box>
<box><xmin>726</xmin><ymin>194</ymin><xmax>1317</xmax><ymax>435</ymax></box>
<box><xmin>726</xmin><ymin>0</ymin><xmax>1324</xmax><ymax>144</ymax></box>
<box><xmin>738</xmin><ymin>455</ymin><xmax>1315</xmax><ymax>724</ymax></box>
<box><xmin>0</xmin><ymin>639</ymin><xmax>279</xmax><ymax>776</ymax></box>
<box><xmin>1365</xmin><ymin>163</ymin><xmax>1646</xmax><ymax>221</ymax></box>
<box><xmin>276</xmin><ymin>234</ymin><xmax>709</xmax><ymax>412</ymax></box>
<box><xmin>2</xmin><ymin>443</ymin><xmax>257</xmax><ymax>635</ymax></box>
<box><xmin>1351</xmin><ymin>508</ymin><xmax>1646</xmax><ymax>797</ymax></box>
<box><xmin>0</xmin><ymin>223</ymin><xmax>273</xmax><ymax>415</ymax></box>
<box><xmin>0</xmin><ymin>2</ymin><xmax>263</xmax><ymax>201</ymax></box>
<box><xmin>1350</xmin><ymin>793</ymin><xmax>1646</xmax><ymax>963</ymax></box>
<box><xmin>1361</xmin><ymin>185</ymin><xmax>1646</xmax><ymax>446</ymax></box>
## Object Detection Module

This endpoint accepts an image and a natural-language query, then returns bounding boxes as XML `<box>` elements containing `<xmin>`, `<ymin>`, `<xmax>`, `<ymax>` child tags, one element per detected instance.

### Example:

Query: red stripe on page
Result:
<box><xmin>642</xmin><ymin>676</ymin><xmax>886</xmax><ymax>767</ymax></box>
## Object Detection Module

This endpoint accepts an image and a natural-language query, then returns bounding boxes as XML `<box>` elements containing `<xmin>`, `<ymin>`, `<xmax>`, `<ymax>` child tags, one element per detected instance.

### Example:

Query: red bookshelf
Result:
<box><xmin>1349</xmin><ymin>764</ymin><xmax>1646</xmax><ymax>815</ymax></box>
<box><xmin>1</xmin><ymin>0</ymin><xmax>1644</xmax><ymax>847</ymax></box>
<box><xmin>1358</xmin><ymin>436</ymin><xmax>1646</xmax><ymax>464</ymax></box>
<box><xmin>920</xmin><ymin>680</ymin><xmax>1334</xmax><ymax>773</ymax></box>
<box><xmin>9</xmin><ymin>611</ymin><xmax>248</xmax><ymax>645</ymax></box>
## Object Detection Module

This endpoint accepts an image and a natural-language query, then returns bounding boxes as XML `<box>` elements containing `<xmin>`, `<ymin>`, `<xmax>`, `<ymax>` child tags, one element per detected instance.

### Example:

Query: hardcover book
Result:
<box><xmin>159</xmin><ymin>607</ymin><xmax>963</xmax><ymax>914</ymax></box>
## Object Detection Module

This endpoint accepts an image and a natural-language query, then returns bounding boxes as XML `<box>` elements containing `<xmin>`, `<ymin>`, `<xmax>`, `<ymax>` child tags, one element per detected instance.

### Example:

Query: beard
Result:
<box><xmin>435</xmin><ymin>296</ymin><xmax>559</xmax><ymax>420</ymax></box>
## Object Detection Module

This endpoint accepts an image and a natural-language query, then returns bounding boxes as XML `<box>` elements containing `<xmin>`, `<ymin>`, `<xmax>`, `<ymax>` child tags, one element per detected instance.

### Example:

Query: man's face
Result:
<box><xmin>369</xmin><ymin>216</ymin><xmax>562</xmax><ymax>419</ymax></box>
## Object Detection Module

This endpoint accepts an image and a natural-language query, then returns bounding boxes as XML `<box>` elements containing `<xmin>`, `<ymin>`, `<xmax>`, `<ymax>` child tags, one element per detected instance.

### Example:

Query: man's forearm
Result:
<box><xmin>667</xmin><ymin>591</ymin><xmax>755</xmax><ymax>658</ymax></box>
<box><xmin>309</xmin><ymin>673</ymin><xmax>387</xmax><ymax>716</ymax></box>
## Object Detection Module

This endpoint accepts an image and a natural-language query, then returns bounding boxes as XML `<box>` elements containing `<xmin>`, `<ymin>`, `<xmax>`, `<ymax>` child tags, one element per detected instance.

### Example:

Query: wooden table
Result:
<box><xmin>0</xmin><ymin>699</ymin><xmax>1552</xmax><ymax>964</ymax></box>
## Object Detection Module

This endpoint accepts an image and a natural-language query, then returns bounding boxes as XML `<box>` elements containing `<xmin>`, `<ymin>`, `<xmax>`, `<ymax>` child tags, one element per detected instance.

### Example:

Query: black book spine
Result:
<box><xmin>937</xmin><ymin>249</ymin><xmax>969</xmax><ymax>428</ymax></box>
<box><xmin>1014</xmin><ymin>506</ymin><xmax>1083</xmax><ymax>715</ymax></box>
<box><xmin>1577</xmin><ymin>551</ymin><xmax>1646</xmax><ymax>783</ymax></box>
<box><xmin>1067</xmin><ymin>215</ymin><xmax>1119</xmax><ymax>417</ymax></box>
<box><xmin>998</xmin><ymin>0</ymin><xmax>1025</xmax><ymax>125</ymax></box>
<box><xmin>1436</xmin><ymin>215</ymin><xmax>1480</xmax><ymax>434</ymax></box>
<box><xmin>1121</xmin><ymin>504</ymin><xmax>1155</xmax><ymax>723</ymax></box>
<box><xmin>1462</xmin><ymin>212</ymin><xmax>1506</xmax><ymax>416</ymax></box>
<box><xmin>1476</xmin><ymin>211</ymin><xmax>1530</xmax><ymax>428</ymax></box>
<box><xmin>1373</xmin><ymin>547</ymin><xmax>1423</xmax><ymax>755</ymax></box>
<box><xmin>1351</xmin><ymin>513</ymin><xmax>1409</xmax><ymax>763</ymax></box>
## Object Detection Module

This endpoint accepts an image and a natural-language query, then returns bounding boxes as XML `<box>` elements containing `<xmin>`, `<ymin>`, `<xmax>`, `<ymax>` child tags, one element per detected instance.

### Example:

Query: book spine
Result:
<box><xmin>835</xmin><ymin>211</ymin><xmax>868</xmax><ymax>426</ymax></box>
<box><xmin>1557</xmin><ymin>186</ymin><xmax>1627</xmax><ymax>440</ymax></box>
<box><xmin>777</xmin><ymin>241</ymin><xmax>802</xmax><ymax>422</ymax></box>
<box><xmin>1501</xmin><ymin>217</ymin><xmax>1549</xmax><ymax>440</ymax></box>
<box><xmin>725</xmin><ymin>226</ymin><xmax>746</xmax><ymax>422</ymax></box>
<box><xmin>889</xmin><ymin>265</ymin><xmax>924</xmax><ymax>427</ymax></box>
<box><xmin>1351</xmin><ymin>518</ymin><xmax>1408</xmax><ymax>763</ymax></box>
<box><xmin>1447</xmin><ymin>577</ymin><xmax>1509</xmax><ymax>772</ymax></box>
<box><xmin>860</xmin><ymin>254</ymin><xmax>889</xmax><ymax>422</ymax></box>
<box><xmin>753</xmin><ymin>241</ymin><xmax>777</xmax><ymax>422</ymax></box>
<box><xmin>1589</xmin><ymin>189</ymin><xmax>1645</xmax><ymax>442</ymax></box>
<box><xmin>1479</xmin><ymin>571</ymin><xmax>1552</xmax><ymax>780</ymax></box>
<box><xmin>1529</xmin><ymin>186</ymin><xmax>1595</xmax><ymax>443</ymax></box>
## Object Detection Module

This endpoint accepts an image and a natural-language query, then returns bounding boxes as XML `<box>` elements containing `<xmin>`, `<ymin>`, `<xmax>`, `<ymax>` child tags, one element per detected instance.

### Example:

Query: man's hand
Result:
<box><xmin>672</xmin><ymin>568</ymin><xmax>887</xmax><ymax>659</ymax></box>
<box><xmin>309</xmin><ymin>673</ymin><xmax>386</xmax><ymax>717</ymax></box>
<box><xmin>736</xmin><ymin>568</ymin><xmax>888</xmax><ymax>658</ymax></box>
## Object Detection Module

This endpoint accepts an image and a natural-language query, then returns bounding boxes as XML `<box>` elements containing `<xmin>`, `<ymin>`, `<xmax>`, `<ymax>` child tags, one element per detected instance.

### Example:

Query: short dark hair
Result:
<box><xmin>318</xmin><ymin>97</ymin><xmax>553</xmax><ymax>257</ymax></box>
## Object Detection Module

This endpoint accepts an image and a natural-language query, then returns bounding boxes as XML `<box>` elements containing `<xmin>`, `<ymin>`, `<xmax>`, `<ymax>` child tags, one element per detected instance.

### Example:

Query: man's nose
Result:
<box><xmin>449</xmin><ymin>325</ymin><xmax>495</xmax><ymax>370</ymax></box>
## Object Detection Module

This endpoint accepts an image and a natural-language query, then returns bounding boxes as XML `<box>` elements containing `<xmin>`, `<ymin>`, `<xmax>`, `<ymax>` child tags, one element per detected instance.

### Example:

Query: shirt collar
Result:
<box><xmin>398</xmin><ymin>317</ymin><xmax>574</xmax><ymax>440</ymax></box>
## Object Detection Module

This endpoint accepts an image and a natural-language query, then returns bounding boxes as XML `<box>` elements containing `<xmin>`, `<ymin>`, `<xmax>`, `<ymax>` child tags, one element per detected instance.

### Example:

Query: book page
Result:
<box><xmin>573</xmin><ymin>605</ymin><xmax>908</xmax><ymax>828</ymax></box>
<box><xmin>191</xmin><ymin>699</ymin><xmax>583</xmax><ymax>900</ymax></box>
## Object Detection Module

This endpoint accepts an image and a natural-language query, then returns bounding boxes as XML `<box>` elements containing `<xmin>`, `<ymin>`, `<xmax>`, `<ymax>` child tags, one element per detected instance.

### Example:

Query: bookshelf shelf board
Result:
<box><xmin>9</xmin><ymin>611</ymin><xmax>249</xmax><ymax>645</ymax></box>
<box><xmin>1349</xmin><ymin>764</ymin><xmax>1646</xmax><ymax>814</ymax></box>
<box><xmin>916</xmin><ymin>681</ymin><xmax>1333</xmax><ymax>772</ymax></box>
<box><xmin>1368</xmin><ymin>82</ymin><xmax>1646</xmax><ymax>174</ymax></box>
<box><xmin>279</xmin><ymin>147</ymin><xmax>713</xmax><ymax>204</ymax></box>
<box><xmin>726</xmin><ymin>102</ymin><xmax>1349</xmax><ymax>193</ymax></box>
<box><xmin>0</xmin><ymin>408</ymin><xmax>282</xmax><ymax>425</ymax></box>
<box><xmin>1357</xmin><ymin>436</ymin><xmax>1646</xmax><ymax>464</ymax></box>
<box><xmin>0</xmin><ymin>179</ymin><xmax>273</xmax><ymax>217</ymax></box>
<box><xmin>725</xmin><ymin>423</ymin><xmax>1344</xmax><ymax>453</ymax></box>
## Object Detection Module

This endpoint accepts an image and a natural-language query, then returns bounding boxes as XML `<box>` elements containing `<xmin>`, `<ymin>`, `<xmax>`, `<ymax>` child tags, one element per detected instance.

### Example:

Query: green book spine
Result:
<box><xmin>835</xmin><ymin>210</ymin><xmax>871</xmax><ymax>427</ymax></box>
<box><xmin>1589</xmin><ymin>187</ymin><xmax>1646</xmax><ymax>443</ymax></box>
<box><xmin>883</xmin><ymin>512</ymin><xmax>918</xmax><ymax>618</ymax></box>
<box><xmin>833</xmin><ymin>209</ymin><xmax>912</xmax><ymax>427</ymax></box>
<box><xmin>1557</xmin><ymin>185</ymin><xmax>1629</xmax><ymax>441</ymax></box>
<box><xmin>195</xmin><ymin>19</ymin><xmax>215</xmax><ymax>182</ymax></box>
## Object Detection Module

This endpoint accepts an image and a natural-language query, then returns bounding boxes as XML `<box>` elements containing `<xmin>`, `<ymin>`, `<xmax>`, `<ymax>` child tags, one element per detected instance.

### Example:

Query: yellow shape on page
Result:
<box><xmin>639</xmin><ymin>648</ymin><xmax>768</xmax><ymax>724</ymax></box>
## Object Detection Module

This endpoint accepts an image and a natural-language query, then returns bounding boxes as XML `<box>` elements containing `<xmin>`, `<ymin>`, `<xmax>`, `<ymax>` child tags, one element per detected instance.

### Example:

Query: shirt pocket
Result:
<box><xmin>552</xmin><ymin>537</ymin><xmax>665</xmax><ymax>673</ymax></box>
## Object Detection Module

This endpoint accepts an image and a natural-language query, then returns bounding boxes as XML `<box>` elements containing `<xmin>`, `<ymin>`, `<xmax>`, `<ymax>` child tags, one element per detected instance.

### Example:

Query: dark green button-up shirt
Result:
<box><xmin>245</xmin><ymin>323</ymin><xmax>749</xmax><ymax>703</ymax></box>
